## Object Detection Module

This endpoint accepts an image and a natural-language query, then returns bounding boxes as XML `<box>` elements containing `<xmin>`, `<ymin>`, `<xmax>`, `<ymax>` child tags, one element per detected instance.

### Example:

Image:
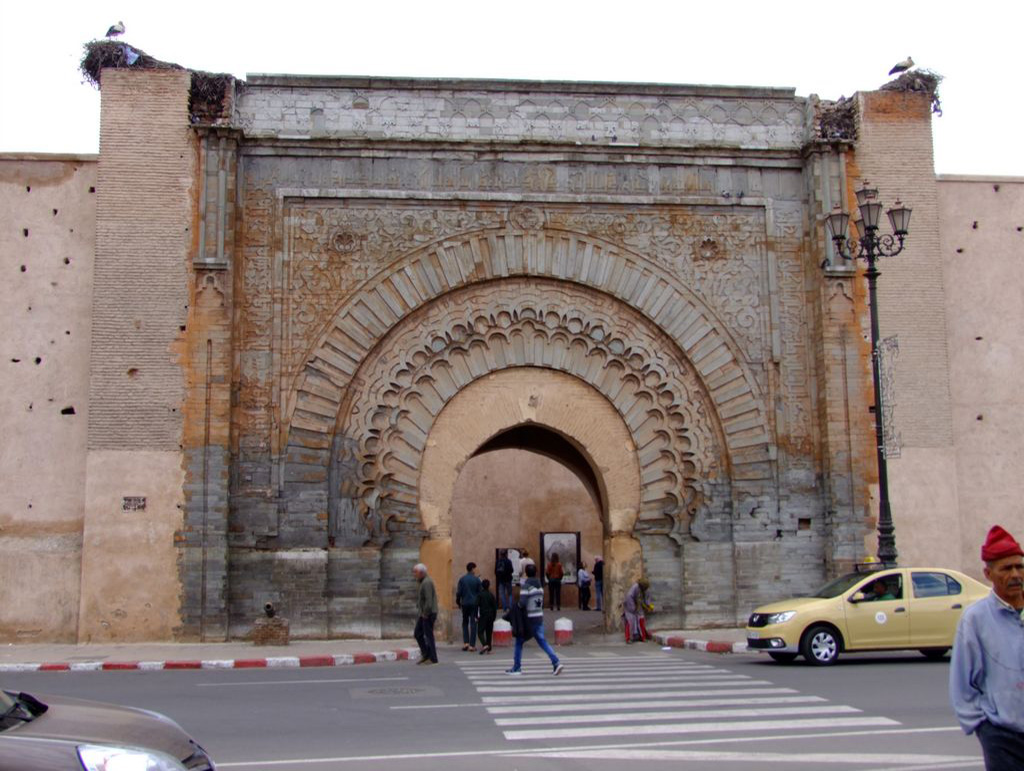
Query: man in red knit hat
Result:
<box><xmin>950</xmin><ymin>525</ymin><xmax>1024</xmax><ymax>770</ymax></box>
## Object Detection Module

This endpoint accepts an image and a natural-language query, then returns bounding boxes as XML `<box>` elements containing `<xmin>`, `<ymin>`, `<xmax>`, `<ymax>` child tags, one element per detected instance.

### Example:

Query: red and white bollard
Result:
<box><xmin>554</xmin><ymin>617</ymin><xmax>573</xmax><ymax>646</ymax></box>
<box><xmin>492</xmin><ymin>619</ymin><xmax>512</xmax><ymax>647</ymax></box>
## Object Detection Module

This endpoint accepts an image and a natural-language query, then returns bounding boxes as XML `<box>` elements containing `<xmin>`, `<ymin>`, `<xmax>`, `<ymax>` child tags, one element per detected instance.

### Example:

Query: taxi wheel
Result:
<box><xmin>768</xmin><ymin>652</ymin><xmax>798</xmax><ymax>663</ymax></box>
<box><xmin>801</xmin><ymin>625</ymin><xmax>840</xmax><ymax>666</ymax></box>
<box><xmin>920</xmin><ymin>647</ymin><xmax>950</xmax><ymax>660</ymax></box>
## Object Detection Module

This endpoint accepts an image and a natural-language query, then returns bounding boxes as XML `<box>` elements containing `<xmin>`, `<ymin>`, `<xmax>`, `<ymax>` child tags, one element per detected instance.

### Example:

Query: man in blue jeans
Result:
<box><xmin>507</xmin><ymin>563</ymin><xmax>563</xmax><ymax>676</ymax></box>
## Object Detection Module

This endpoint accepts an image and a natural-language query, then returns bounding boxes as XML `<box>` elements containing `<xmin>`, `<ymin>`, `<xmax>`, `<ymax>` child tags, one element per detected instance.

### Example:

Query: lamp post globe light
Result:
<box><xmin>825</xmin><ymin>181</ymin><xmax>912</xmax><ymax>565</ymax></box>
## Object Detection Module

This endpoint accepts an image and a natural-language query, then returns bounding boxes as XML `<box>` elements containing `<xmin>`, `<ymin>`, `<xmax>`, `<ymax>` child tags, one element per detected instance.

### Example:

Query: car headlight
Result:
<box><xmin>764</xmin><ymin>611</ymin><xmax>796</xmax><ymax>624</ymax></box>
<box><xmin>78</xmin><ymin>744</ymin><xmax>186</xmax><ymax>771</ymax></box>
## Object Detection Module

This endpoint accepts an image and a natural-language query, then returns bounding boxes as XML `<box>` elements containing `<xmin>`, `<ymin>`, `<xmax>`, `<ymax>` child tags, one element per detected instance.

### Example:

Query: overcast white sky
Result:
<box><xmin>1</xmin><ymin>1</ymin><xmax>1019</xmax><ymax>176</ymax></box>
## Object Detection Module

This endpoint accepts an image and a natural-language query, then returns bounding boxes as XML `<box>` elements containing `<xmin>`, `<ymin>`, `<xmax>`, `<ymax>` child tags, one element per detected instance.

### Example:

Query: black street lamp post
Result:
<box><xmin>825</xmin><ymin>182</ymin><xmax>912</xmax><ymax>565</ymax></box>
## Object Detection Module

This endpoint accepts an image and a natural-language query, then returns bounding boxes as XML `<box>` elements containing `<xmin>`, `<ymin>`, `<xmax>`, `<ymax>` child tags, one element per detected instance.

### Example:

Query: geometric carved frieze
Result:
<box><xmin>286</xmin><ymin>226</ymin><xmax>771</xmax><ymax>469</ymax></box>
<box><xmin>281</xmin><ymin>204</ymin><xmax>775</xmax><ymax>379</ymax></box>
<box><xmin>331</xmin><ymin>279</ymin><xmax>729</xmax><ymax>547</ymax></box>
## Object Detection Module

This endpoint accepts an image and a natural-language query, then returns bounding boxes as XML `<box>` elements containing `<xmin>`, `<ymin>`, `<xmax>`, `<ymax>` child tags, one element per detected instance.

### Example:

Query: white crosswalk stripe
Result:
<box><xmin>455</xmin><ymin>653</ymin><xmax>902</xmax><ymax>746</ymax></box>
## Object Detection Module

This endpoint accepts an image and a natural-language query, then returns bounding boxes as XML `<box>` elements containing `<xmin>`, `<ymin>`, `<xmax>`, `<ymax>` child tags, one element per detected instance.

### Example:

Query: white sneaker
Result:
<box><xmin>552</xmin><ymin>663</ymin><xmax>564</xmax><ymax>676</ymax></box>
<box><xmin>505</xmin><ymin>668</ymin><xmax>522</xmax><ymax>676</ymax></box>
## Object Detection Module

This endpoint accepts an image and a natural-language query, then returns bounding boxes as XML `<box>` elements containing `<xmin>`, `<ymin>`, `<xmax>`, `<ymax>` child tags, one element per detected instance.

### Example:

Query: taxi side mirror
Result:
<box><xmin>849</xmin><ymin>591</ymin><xmax>867</xmax><ymax>604</ymax></box>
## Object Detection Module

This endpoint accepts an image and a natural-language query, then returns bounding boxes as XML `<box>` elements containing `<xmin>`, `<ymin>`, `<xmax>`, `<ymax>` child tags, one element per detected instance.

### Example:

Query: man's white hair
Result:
<box><xmin>414</xmin><ymin>563</ymin><xmax>428</xmax><ymax>575</ymax></box>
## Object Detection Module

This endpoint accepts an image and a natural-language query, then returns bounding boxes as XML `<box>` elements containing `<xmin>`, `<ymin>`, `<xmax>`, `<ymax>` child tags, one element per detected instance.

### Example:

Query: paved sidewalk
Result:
<box><xmin>0</xmin><ymin>626</ymin><xmax>748</xmax><ymax>673</ymax></box>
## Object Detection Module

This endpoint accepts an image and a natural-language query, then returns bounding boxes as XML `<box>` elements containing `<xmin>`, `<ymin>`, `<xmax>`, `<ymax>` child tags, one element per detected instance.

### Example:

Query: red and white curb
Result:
<box><xmin>0</xmin><ymin>647</ymin><xmax>421</xmax><ymax>674</ymax></box>
<box><xmin>655</xmin><ymin>633</ymin><xmax>747</xmax><ymax>654</ymax></box>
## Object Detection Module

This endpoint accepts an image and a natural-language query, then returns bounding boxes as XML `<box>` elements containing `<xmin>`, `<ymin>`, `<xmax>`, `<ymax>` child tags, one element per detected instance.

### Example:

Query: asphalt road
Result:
<box><xmin>2</xmin><ymin>645</ymin><xmax>984</xmax><ymax>770</ymax></box>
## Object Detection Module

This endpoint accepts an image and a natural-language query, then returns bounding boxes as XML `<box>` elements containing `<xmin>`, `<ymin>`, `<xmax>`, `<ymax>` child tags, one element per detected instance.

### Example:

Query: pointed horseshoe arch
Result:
<box><xmin>287</xmin><ymin>227</ymin><xmax>771</xmax><ymax>481</ymax></box>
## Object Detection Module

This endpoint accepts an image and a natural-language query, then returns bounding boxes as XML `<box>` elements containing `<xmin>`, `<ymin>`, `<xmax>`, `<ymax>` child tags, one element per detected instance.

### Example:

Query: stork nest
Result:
<box><xmin>80</xmin><ymin>39</ymin><xmax>235</xmax><ymax>123</ymax></box>
<box><xmin>816</xmin><ymin>96</ymin><xmax>857</xmax><ymax>142</ymax></box>
<box><xmin>880</xmin><ymin>69</ymin><xmax>943</xmax><ymax>115</ymax></box>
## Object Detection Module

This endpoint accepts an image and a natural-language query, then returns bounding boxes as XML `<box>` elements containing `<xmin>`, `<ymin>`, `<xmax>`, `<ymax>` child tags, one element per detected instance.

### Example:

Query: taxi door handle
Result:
<box><xmin>952</xmin><ymin>603</ymin><xmax>963</xmax><ymax>609</ymax></box>
<box><xmin>894</xmin><ymin>607</ymin><xmax>906</xmax><ymax>613</ymax></box>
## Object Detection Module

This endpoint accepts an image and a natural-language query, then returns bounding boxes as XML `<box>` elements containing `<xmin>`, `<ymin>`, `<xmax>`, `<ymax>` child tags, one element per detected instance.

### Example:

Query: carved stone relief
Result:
<box><xmin>330</xmin><ymin>279</ymin><xmax>729</xmax><ymax>548</ymax></box>
<box><xmin>281</xmin><ymin>203</ymin><xmax>771</xmax><ymax>380</ymax></box>
<box><xmin>545</xmin><ymin>207</ymin><xmax>768</xmax><ymax>362</ymax></box>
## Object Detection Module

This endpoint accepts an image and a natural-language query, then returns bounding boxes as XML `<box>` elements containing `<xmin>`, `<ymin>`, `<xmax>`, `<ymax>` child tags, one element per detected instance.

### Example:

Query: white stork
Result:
<box><xmin>888</xmin><ymin>56</ymin><xmax>914</xmax><ymax>76</ymax></box>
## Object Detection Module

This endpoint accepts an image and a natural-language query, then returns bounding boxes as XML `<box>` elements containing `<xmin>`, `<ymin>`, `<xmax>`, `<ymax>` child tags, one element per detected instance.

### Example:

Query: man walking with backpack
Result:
<box><xmin>506</xmin><ymin>563</ymin><xmax>563</xmax><ymax>676</ymax></box>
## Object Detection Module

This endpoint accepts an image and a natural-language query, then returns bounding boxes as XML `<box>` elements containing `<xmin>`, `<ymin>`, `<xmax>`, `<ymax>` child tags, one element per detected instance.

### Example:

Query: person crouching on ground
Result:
<box><xmin>506</xmin><ymin>563</ymin><xmax>563</xmax><ymax>676</ymax></box>
<box><xmin>950</xmin><ymin>524</ymin><xmax>1024</xmax><ymax>770</ymax></box>
<box><xmin>623</xmin><ymin>577</ymin><xmax>653</xmax><ymax>643</ymax></box>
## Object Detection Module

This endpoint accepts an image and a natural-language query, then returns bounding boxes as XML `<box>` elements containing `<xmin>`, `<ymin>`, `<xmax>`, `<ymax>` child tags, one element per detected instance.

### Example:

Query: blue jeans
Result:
<box><xmin>498</xmin><ymin>581</ymin><xmax>513</xmax><ymax>611</ymax></box>
<box><xmin>595</xmin><ymin>580</ymin><xmax>603</xmax><ymax>610</ymax></box>
<box><xmin>461</xmin><ymin>607</ymin><xmax>478</xmax><ymax>647</ymax></box>
<box><xmin>512</xmin><ymin>617</ymin><xmax>559</xmax><ymax>671</ymax></box>
<box><xmin>977</xmin><ymin>720</ymin><xmax>1024</xmax><ymax>771</ymax></box>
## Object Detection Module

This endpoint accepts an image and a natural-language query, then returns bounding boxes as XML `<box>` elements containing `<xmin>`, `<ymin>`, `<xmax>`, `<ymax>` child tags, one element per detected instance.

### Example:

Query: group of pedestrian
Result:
<box><xmin>455</xmin><ymin>562</ymin><xmax>498</xmax><ymax>654</ymax></box>
<box><xmin>412</xmin><ymin>550</ymin><xmax>647</xmax><ymax>675</ymax></box>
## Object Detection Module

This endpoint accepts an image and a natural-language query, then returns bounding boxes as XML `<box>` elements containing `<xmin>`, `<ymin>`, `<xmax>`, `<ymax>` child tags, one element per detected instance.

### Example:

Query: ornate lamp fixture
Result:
<box><xmin>824</xmin><ymin>181</ymin><xmax>912</xmax><ymax>565</ymax></box>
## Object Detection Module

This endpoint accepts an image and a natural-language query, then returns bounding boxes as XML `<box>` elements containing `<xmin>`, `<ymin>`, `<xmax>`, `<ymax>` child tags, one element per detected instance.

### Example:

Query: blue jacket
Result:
<box><xmin>456</xmin><ymin>573</ymin><xmax>482</xmax><ymax>610</ymax></box>
<box><xmin>950</xmin><ymin>592</ymin><xmax>1024</xmax><ymax>734</ymax></box>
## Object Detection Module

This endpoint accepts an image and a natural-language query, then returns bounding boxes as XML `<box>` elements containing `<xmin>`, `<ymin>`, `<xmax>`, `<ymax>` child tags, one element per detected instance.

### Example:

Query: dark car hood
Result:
<box><xmin>5</xmin><ymin>692</ymin><xmax>194</xmax><ymax>758</ymax></box>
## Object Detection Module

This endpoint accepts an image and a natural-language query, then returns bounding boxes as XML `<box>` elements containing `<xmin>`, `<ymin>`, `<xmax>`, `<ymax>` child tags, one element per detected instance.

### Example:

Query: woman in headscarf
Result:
<box><xmin>623</xmin><ymin>577</ymin><xmax>653</xmax><ymax>643</ymax></box>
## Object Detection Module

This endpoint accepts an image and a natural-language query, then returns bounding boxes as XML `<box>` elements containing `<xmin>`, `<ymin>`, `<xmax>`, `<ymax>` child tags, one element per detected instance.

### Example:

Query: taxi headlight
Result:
<box><xmin>764</xmin><ymin>611</ymin><xmax>796</xmax><ymax>625</ymax></box>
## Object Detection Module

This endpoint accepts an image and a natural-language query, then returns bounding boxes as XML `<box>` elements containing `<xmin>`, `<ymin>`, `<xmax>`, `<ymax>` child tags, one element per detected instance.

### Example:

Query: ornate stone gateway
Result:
<box><xmin>173</xmin><ymin>76</ymin><xmax>877</xmax><ymax>640</ymax></box>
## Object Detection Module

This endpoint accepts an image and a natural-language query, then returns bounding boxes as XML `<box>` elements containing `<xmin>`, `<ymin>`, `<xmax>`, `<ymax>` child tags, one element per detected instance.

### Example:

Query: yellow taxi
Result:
<box><xmin>745</xmin><ymin>565</ymin><xmax>989</xmax><ymax>665</ymax></box>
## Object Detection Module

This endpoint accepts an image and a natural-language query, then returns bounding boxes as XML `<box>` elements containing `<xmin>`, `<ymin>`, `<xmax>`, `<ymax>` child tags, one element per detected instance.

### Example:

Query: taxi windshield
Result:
<box><xmin>812</xmin><ymin>572</ymin><xmax>873</xmax><ymax>598</ymax></box>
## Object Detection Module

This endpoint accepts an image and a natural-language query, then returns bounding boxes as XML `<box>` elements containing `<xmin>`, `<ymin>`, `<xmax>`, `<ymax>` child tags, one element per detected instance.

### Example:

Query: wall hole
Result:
<box><xmin>65</xmin><ymin>330</ymin><xmax>71</xmax><ymax>335</ymax></box>
<box><xmin>798</xmin><ymin>518</ymin><xmax>811</xmax><ymax>530</ymax></box>
<box><xmin>127</xmin><ymin>368</ymin><xmax>140</xmax><ymax>378</ymax></box>
<box><xmin>61</xmin><ymin>406</ymin><xmax>76</xmax><ymax>415</ymax></box>
<box><xmin>22</xmin><ymin>228</ymin><xmax>29</xmax><ymax>237</ymax></box>
<box><xmin>34</xmin><ymin>357</ymin><xmax>41</xmax><ymax>365</ymax></box>
<box><xmin>25</xmin><ymin>186</ymin><xmax>30</xmax><ymax>192</ymax></box>
<box><xmin>10</xmin><ymin>358</ymin><xmax>20</xmax><ymax>363</ymax></box>
<box><xmin>976</xmin><ymin>336</ymin><xmax>984</xmax><ymax>341</ymax></box>
<box><xmin>20</xmin><ymin>265</ymin><xmax>26</xmax><ymax>272</ymax></box>
<box><xmin>52</xmin><ymin>209</ymin><xmax>58</xmax><ymax>216</ymax></box>
<box><xmin>89</xmin><ymin>186</ymin><xmax>95</xmax><ymax>193</ymax></box>
<box><xmin>956</xmin><ymin>248</ymin><xmax>964</xmax><ymax>253</ymax></box>
<box><xmin>972</xmin><ymin>221</ymin><xmax>978</xmax><ymax>229</ymax></box>
<box><xmin>977</xmin><ymin>414</ymin><xmax>984</xmax><ymax>421</ymax></box>
<box><xmin>63</xmin><ymin>257</ymin><xmax>71</xmax><ymax>265</ymax></box>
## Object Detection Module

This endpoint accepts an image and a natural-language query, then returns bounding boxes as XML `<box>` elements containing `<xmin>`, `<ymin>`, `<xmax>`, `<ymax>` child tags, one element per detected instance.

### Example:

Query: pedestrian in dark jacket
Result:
<box><xmin>413</xmin><ymin>563</ymin><xmax>438</xmax><ymax>665</ymax></box>
<box><xmin>456</xmin><ymin>562</ymin><xmax>482</xmax><ymax>652</ymax></box>
<box><xmin>477</xmin><ymin>578</ymin><xmax>498</xmax><ymax>654</ymax></box>
<box><xmin>495</xmin><ymin>549</ymin><xmax>514</xmax><ymax>612</ymax></box>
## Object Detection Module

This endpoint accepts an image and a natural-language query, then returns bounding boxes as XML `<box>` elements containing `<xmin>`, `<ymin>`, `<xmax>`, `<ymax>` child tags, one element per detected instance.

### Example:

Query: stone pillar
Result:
<box><xmin>79</xmin><ymin>69</ymin><xmax>195</xmax><ymax>642</ymax></box>
<box><xmin>177</xmin><ymin>128</ymin><xmax>239</xmax><ymax>640</ymax></box>
<box><xmin>605</xmin><ymin>532</ymin><xmax>642</xmax><ymax>631</ymax></box>
<box><xmin>417</xmin><ymin>536</ymin><xmax>452</xmax><ymax>640</ymax></box>
<box><xmin>852</xmin><ymin>89</ymin><xmax>956</xmax><ymax>567</ymax></box>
